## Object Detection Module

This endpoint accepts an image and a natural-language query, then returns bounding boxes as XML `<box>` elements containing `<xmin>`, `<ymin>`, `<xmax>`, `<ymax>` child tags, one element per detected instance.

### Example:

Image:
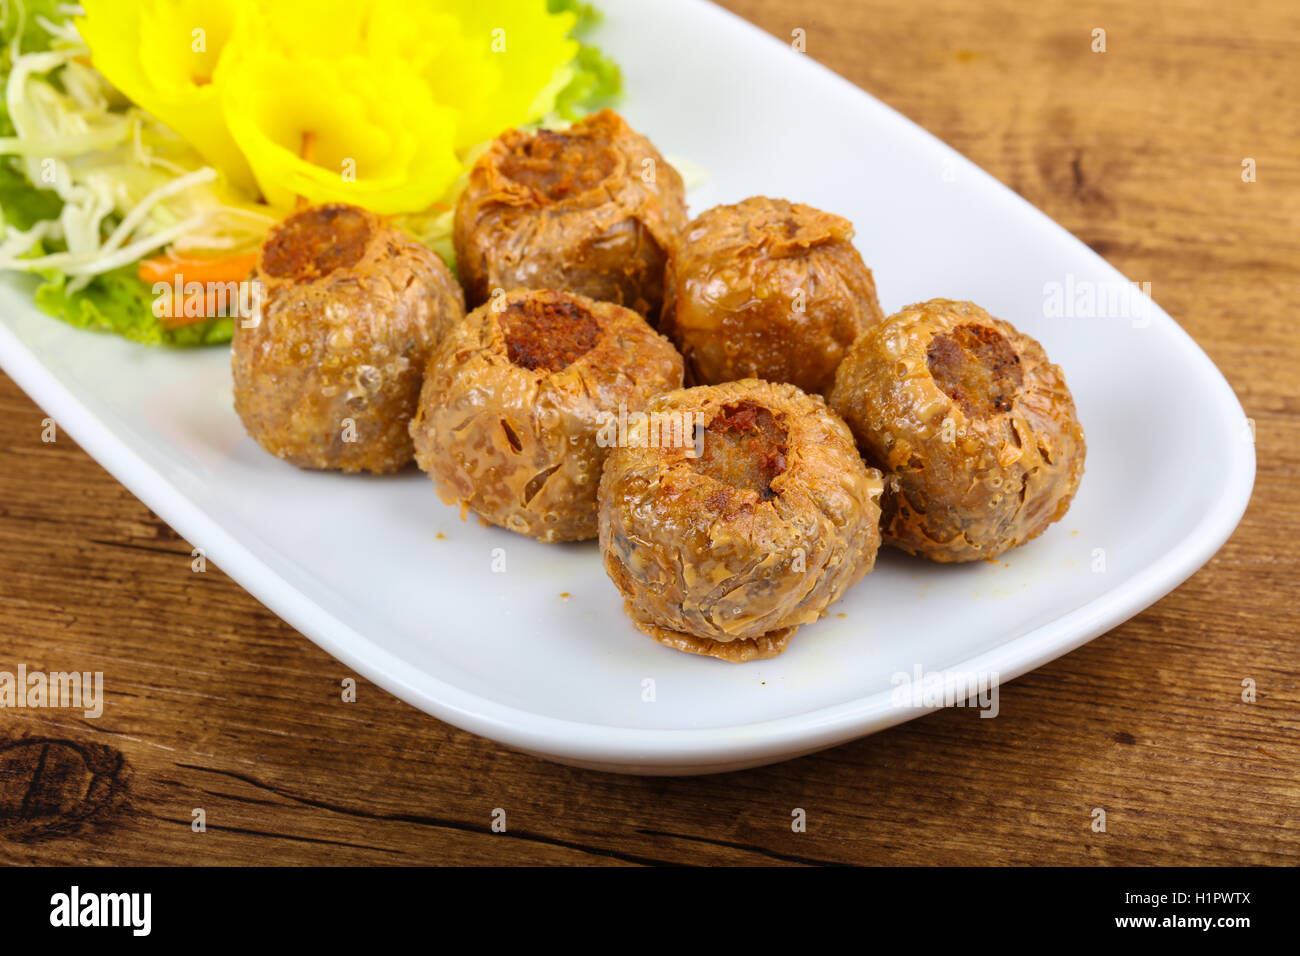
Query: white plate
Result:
<box><xmin>0</xmin><ymin>0</ymin><xmax>1254</xmax><ymax>774</ymax></box>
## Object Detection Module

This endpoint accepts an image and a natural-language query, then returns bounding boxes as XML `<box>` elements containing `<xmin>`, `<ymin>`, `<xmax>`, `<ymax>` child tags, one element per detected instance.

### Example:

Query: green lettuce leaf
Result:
<box><xmin>548</xmin><ymin>0</ymin><xmax>602</xmax><ymax>33</ymax></box>
<box><xmin>0</xmin><ymin>159</ymin><xmax>61</xmax><ymax>228</ymax></box>
<box><xmin>554</xmin><ymin>43</ymin><xmax>623</xmax><ymax>119</ymax></box>
<box><xmin>33</xmin><ymin>264</ymin><xmax>234</xmax><ymax>347</ymax></box>
<box><xmin>549</xmin><ymin>0</ymin><xmax>623</xmax><ymax>119</ymax></box>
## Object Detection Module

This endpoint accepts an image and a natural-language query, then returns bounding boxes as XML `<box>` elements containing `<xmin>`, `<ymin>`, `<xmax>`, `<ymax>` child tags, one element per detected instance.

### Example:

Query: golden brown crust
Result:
<box><xmin>232</xmin><ymin>203</ymin><xmax>466</xmax><ymax>474</ymax></box>
<box><xmin>630</xmin><ymin>612</ymin><xmax>795</xmax><ymax>662</ymax></box>
<box><xmin>827</xmin><ymin>298</ymin><xmax>1086</xmax><ymax>563</ymax></box>
<box><xmin>661</xmin><ymin>197</ymin><xmax>884</xmax><ymax>395</ymax></box>
<box><xmin>598</xmin><ymin>379</ymin><xmax>884</xmax><ymax>661</ymax></box>
<box><xmin>409</xmin><ymin>289</ymin><xmax>684</xmax><ymax>543</ymax></box>
<box><xmin>453</xmin><ymin>110</ymin><xmax>688</xmax><ymax>321</ymax></box>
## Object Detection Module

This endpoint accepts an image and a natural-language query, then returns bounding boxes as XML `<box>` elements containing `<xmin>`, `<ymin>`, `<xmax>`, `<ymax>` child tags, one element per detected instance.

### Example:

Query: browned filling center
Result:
<box><xmin>926</xmin><ymin>323</ymin><xmax>1024</xmax><ymax>417</ymax></box>
<box><xmin>261</xmin><ymin>205</ymin><xmax>372</xmax><ymax>281</ymax></box>
<box><xmin>692</xmin><ymin>401</ymin><xmax>789</xmax><ymax>500</ymax></box>
<box><xmin>501</xmin><ymin>296</ymin><xmax>601</xmax><ymax>372</ymax></box>
<box><xmin>498</xmin><ymin>129</ymin><xmax>618</xmax><ymax>201</ymax></box>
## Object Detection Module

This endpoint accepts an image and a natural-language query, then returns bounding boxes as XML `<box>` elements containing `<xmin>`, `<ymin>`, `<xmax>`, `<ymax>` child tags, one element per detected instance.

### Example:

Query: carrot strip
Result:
<box><xmin>140</xmin><ymin>251</ymin><xmax>261</xmax><ymax>328</ymax></box>
<box><xmin>138</xmin><ymin>251</ymin><xmax>259</xmax><ymax>286</ymax></box>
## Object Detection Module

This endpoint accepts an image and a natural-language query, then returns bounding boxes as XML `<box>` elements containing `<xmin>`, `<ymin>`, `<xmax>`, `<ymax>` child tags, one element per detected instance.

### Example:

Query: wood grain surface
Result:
<box><xmin>2</xmin><ymin>0</ymin><xmax>1297</xmax><ymax>865</ymax></box>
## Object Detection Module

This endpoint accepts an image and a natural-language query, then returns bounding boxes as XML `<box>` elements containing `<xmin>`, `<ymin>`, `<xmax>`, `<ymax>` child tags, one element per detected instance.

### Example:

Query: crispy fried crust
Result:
<box><xmin>661</xmin><ymin>197</ymin><xmax>884</xmax><ymax>395</ymax></box>
<box><xmin>453</xmin><ymin>110</ymin><xmax>688</xmax><ymax>321</ymax></box>
<box><xmin>630</xmin><ymin>614</ymin><xmax>796</xmax><ymax>662</ymax></box>
<box><xmin>827</xmin><ymin>298</ymin><xmax>1086</xmax><ymax>562</ymax></box>
<box><xmin>409</xmin><ymin>289</ymin><xmax>684</xmax><ymax>543</ymax></box>
<box><xmin>598</xmin><ymin>379</ymin><xmax>884</xmax><ymax>661</ymax></box>
<box><xmin>232</xmin><ymin>204</ymin><xmax>465</xmax><ymax>474</ymax></box>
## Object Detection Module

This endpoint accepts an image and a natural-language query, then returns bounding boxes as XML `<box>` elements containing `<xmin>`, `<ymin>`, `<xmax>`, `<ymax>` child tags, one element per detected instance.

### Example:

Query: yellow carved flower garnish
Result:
<box><xmin>75</xmin><ymin>0</ymin><xmax>583</xmax><ymax>215</ymax></box>
<box><xmin>77</xmin><ymin>0</ymin><xmax>255</xmax><ymax>192</ymax></box>
<box><xmin>220</xmin><ymin>50</ymin><xmax>462</xmax><ymax>213</ymax></box>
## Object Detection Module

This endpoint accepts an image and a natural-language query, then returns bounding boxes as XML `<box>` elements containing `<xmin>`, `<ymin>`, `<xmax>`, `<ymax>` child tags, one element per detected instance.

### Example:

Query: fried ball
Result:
<box><xmin>827</xmin><ymin>299</ymin><xmax>1085</xmax><ymax>563</ymax></box>
<box><xmin>661</xmin><ymin>196</ymin><xmax>884</xmax><ymax>395</ymax></box>
<box><xmin>409</xmin><ymin>289</ymin><xmax>684</xmax><ymax>543</ymax></box>
<box><xmin>598</xmin><ymin>379</ymin><xmax>884</xmax><ymax>662</ymax></box>
<box><xmin>453</xmin><ymin>109</ymin><xmax>687</xmax><ymax>320</ymax></box>
<box><xmin>232</xmin><ymin>203</ymin><xmax>465</xmax><ymax>473</ymax></box>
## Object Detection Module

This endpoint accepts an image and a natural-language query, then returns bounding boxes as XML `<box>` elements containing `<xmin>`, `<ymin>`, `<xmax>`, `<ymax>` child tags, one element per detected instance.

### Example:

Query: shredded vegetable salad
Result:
<box><xmin>0</xmin><ymin>0</ymin><xmax>621</xmax><ymax>345</ymax></box>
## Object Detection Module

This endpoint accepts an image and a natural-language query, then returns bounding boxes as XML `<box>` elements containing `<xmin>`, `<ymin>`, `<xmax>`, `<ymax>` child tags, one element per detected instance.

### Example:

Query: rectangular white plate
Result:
<box><xmin>0</xmin><ymin>0</ymin><xmax>1254</xmax><ymax>774</ymax></box>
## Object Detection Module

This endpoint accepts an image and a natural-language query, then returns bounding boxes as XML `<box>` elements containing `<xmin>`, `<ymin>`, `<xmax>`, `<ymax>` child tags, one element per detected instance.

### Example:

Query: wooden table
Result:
<box><xmin>2</xmin><ymin>0</ymin><xmax>1296</xmax><ymax>865</ymax></box>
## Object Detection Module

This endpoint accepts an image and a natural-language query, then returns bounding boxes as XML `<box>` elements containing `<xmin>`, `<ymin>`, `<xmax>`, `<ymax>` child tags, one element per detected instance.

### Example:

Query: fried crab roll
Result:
<box><xmin>661</xmin><ymin>196</ymin><xmax>884</xmax><ymax>395</ymax></box>
<box><xmin>827</xmin><ymin>298</ymin><xmax>1085</xmax><ymax>563</ymax></box>
<box><xmin>232</xmin><ymin>203</ymin><xmax>465</xmax><ymax>474</ymax></box>
<box><xmin>409</xmin><ymin>289</ymin><xmax>683</xmax><ymax>543</ymax></box>
<box><xmin>598</xmin><ymin>379</ymin><xmax>884</xmax><ymax>662</ymax></box>
<box><xmin>453</xmin><ymin>109</ymin><xmax>688</xmax><ymax>320</ymax></box>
